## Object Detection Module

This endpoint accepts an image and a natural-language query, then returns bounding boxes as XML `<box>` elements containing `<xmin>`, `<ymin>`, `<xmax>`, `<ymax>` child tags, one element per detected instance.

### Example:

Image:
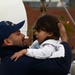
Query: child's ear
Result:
<box><xmin>48</xmin><ymin>32</ymin><xmax>53</xmax><ymax>37</ymax></box>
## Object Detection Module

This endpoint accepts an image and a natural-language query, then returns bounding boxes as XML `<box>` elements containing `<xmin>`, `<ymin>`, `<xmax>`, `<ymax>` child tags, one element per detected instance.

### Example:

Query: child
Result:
<box><xmin>11</xmin><ymin>15</ymin><xmax>66</xmax><ymax>61</ymax></box>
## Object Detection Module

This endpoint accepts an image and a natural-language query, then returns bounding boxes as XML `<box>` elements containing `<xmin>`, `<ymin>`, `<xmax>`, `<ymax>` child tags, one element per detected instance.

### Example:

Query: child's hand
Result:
<box><xmin>11</xmin><ymin>49</ymin><xmax>27</xmax><ymax>61</ymax></box>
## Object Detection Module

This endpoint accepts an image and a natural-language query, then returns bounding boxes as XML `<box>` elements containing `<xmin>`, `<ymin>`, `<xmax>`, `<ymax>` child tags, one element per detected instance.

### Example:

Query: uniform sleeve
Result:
<box><xmin>61</xmin><ymin>42</ymin><xmax>72</xmax><ymax>72</ymax></box>
<box><xmin>26</xmin><ymin>44</ymin><xmax>55</xmax><ymax>59</ymax></box>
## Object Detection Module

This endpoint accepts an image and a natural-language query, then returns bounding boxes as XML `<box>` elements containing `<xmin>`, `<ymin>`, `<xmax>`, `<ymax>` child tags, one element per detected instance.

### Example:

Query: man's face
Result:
<box><xmin>7</xmin><ymin>30</ymin><xmax>26</xmax><ymax>47</ymax></box>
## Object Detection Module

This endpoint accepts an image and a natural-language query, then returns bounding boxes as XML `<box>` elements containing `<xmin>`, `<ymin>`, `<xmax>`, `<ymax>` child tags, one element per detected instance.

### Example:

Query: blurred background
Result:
<box><xmin>22</xmin><ymin>0</ymin><xmax>75</xmax><ymax>60</ymax></box>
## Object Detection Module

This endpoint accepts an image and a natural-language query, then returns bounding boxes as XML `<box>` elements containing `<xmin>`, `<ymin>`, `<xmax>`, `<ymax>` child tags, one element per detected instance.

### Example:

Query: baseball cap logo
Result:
<box><xmin>12</xmin><ymin>23</ymin><xmax>14</xmax><ymax>26</ymax></box>
<box><xmin>4</xmin><ymin>21</ymin><xmax>14</xmax><ymax>26</ymax></box>
<box><xmin>4</xmin><ymin>21</ymin><xmax>9</xmax><ymax>25</ymax></box>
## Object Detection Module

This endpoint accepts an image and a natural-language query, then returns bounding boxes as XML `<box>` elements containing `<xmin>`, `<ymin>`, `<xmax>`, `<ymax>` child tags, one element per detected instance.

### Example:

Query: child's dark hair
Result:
<box><xmin>34</xmin><ymin>15</ymin><xmax>60</xmax><ymax>40</ymax></box>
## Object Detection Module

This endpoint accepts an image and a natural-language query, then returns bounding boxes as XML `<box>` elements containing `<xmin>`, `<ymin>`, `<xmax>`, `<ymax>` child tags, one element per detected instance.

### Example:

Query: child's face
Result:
<box><xmin>35</xmin><ymin>30</ymin><xmax>52</xmax><ymax>44</ymax></box>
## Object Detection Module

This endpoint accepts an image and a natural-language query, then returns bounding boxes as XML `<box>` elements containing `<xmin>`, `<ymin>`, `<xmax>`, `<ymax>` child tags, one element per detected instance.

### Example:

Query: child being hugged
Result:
<box><xmin>11</xmin><ymin>15</ymin><xmax>66</xmax><ymax>61</ymax></box>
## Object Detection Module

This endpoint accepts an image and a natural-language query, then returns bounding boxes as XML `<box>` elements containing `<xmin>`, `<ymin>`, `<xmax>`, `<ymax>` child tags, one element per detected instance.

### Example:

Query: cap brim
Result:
<box><xmin>17</xmin><ymin>20</ymin><xmax>25</xmax><ymax>26</ymax></box>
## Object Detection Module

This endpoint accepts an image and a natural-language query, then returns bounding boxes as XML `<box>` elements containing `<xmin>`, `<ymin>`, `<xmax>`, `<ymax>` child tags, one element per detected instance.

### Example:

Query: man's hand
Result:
<box><xmin>58</xmin><ymin>21</ymin><xmax>68</xmax><ymax>42</ymax></box>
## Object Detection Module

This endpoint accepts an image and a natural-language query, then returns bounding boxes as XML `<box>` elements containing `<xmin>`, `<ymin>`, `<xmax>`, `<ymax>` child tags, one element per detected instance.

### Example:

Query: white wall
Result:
<box><xmin>0</xmin><ymin>0</ymin><xmax>28</xmax><ymax>38</ymax></box>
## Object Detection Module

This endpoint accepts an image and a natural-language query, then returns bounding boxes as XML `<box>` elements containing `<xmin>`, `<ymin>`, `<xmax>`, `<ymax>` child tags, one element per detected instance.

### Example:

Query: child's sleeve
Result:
<box><xmin>26</xmin><ymin>44</ymin><xmax>55</xmax><ymax>59</ymax></box>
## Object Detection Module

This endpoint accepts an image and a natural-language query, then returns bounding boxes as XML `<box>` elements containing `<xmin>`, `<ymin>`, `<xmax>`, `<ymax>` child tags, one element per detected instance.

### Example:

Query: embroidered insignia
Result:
<box><xmin>12</xmin><ymin>23</ymin><xmax>14</xmax><ymax>26</ymax></box>
<box><xmin>4</xmin><ymin>21</ymin><xmax>9</xmax><ymax>25</ymax></box>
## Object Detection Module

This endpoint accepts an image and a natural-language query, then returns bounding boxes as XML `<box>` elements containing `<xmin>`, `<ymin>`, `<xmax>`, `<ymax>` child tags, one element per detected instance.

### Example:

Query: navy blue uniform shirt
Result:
<box><xmin>0</xmin><ymin>42</ymin><xmax>72</xmax><ymax>75</ymax></box>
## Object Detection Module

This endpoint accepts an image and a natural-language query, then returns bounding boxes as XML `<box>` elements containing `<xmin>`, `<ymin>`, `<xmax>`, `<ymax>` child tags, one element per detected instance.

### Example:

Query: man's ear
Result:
<box><xmin>4</xmin><ymin>38</ymin><xmax>12</xmax><ymax>46</ymax></box>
